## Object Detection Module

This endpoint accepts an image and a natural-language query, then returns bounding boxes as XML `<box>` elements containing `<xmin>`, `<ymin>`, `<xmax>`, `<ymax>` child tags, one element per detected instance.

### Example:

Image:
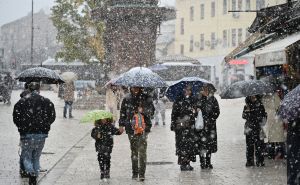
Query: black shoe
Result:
<box><xmin>104</xmin><ymin>171</ymin><xmax>110</xmax><ymax>179</ymax></box>
<box><xmin>20</xmin><ymin>169</ymin><xmax>29</xmax><ymax>178</ymax></box>
<box><xmin>29</xmin><ymin>175</ymin><xmax>37</xmax><ymax>185</ymax></box>
<box><xmin>132</xmin><ymin>174</ymin><xmax>138</xmax><ymax>180</ymax></box>
<box><xmin>180</xmin><ymin>165</ymin><xmax>193</xmax><ymax>171</ymax></box>
<box><xmin>163</xmin><ymin>122</ymin><xmax>166</xmax><ymax>126</ymax></box>
<box><xmin>154</xmin><ymin>122</ymin><xmax>159</xmax><ymax>126</ymax></box>
<box><xmin>201</xmin><ymin>164</ymin><xmax>206</xmax><ymax>169</ymax></box>
<box><xmin>207</xmin><ymin>164</ymin><xmax>213</xmax><ymax>169</ymax></box>
<box><xmin>256</xmin><ymin>162</ymin><xmax>265</xmax><ymax>167</ymax></box>
<box><xmin>100</xmin><ymin>173</ymin><xmax>104</xmax><ymax>179</ymax></box>
<box><xmin>245</xmin><ymin>161</ymin><xmax>254</xmax><ymax>167</ymax></box>
<box><xmin>63</xmin><ymin>116</ymin><xmax>67</xmax><ymax>118</ymax></box>
<box><xmin>69</xmin><ymin>116</ymin><xmax>74</xmax><ymax>119</ymax></box>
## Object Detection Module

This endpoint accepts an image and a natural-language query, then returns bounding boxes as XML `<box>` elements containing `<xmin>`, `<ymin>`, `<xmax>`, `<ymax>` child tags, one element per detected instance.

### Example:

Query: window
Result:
<box><xmin>223</xmin><ymin>30</ymin><xmax>227</xmax><ymax>48</ymax></box>
<box><xmin>180</xmin><ymin>18</ymin><xmax>184</xmax><ymax>35</ymax></box>
<box><xmin>232</xmin><ymin>0</ymin><xmax>236</xmax><ymax>11</ymax></box>
<box><xmin>180</xmin><ymin>44</ymin><xmax>184</xmax><ymax>55</ymax></box>
<box><xmin>232</xmin><ymin>29</ymin><xmax>236</xmax><ymax>47</ymax></box>
<box><xmin>211</xmin><ymin>32</ymin><xmax>216</xmax><ymax>49</ymax></box>
<box><xmin>190</xmin><ymin>6</ymin><xmax>194</xmax><ymax>21</ymax></box>
<box><xmin>238</xmin><ymin>28</ymin><xmax>243</xmax><ymax>44</ymax></box>
<box><xmin>211</xmin><ymin>2</ymin><xmax>216</xmax><ymax>17</ymax></box>
<box><xmin>190</xmin><ymin>35</ymin><xmax>194</xmax><ymax>52</ymax></box>
<box><xmin>246</xmin><ymin>0</ymin><xmax>251</xmax><ymax>10</ymax></box>
<box><xmin>200</xmin><ymin>34</ymin><xmax>204</xmax><ymax>50</ymax></box>
<box><xmin>238</xmin><ymin>0</ymin><xmax>242</xmax><ymax>11</ymax></box>
<box><xmin>232</xmin><ymin>0</ymin><xmax>239</xmax><ymax>18</ymax></box>
<box><xmin>256</xmin><ymin>0</ymin><xmax>265</xmax><ymax>10</ymax></box>
<box><xmin>223</xmin><ymin>0</ymin><xmax>227</xmax><ymax>14</ymax></box>
<box><xmin>200</xmin><ymin>4</ymin><xmax>205</xmax><ymax>19</ymax></box>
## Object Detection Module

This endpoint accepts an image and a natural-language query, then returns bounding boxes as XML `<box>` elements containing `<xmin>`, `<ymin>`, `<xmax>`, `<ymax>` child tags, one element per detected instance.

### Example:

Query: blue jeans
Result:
<box><xmin>64</xmin><ymin>101</ymin><xmax>73</xmax><ymax>117</ymax></box>
<box><xmin>20</xmin><ymin>134</ymin><xmax>47</xmax><ymax>176</ymax></box>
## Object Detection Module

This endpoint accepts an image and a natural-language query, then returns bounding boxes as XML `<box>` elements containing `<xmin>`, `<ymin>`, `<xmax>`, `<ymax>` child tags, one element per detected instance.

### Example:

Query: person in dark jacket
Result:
<box><xmin>91</xmin><ymin>117</ymin><xmax>122</xmax><ymax>180</ymax></box>
<box><xmin>195</xmin><ymin>86</ymin><xmax>220</xmax><ymax>169</ymax></box>
<box><xmin>171</xmin><ymin>85</ymin><xmax>197</xmax><ymax>171</ymax></box>
<box><xmin>242</xmin><ymin>95</ymin><xmax>267</xmax><ymax>167</ymax></box>
<box><xmin>287</xmin><ymin>118</ymin><xmax>300</xmax><ymax>185</ymax></box>
<box><xmin>13</xmin><ymin>82</ymin><xmax>56</xmax><ymax>185</ymax></box>
<box><xmin>119</xmin><ymin>87</ymin><xmax>155</xmax><ymax>181</ymax></box>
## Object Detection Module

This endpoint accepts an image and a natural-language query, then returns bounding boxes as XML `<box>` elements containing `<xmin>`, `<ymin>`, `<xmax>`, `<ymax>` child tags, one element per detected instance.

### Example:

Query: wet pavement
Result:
<box><xmin>0</xmin><ymin>91</ymin><xmax>286</xmax><ymax>185</ymax></box>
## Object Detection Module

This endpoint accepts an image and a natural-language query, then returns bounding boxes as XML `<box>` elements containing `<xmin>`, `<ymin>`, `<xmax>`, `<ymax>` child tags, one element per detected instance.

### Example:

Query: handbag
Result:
<box><xmin>195</xmin><ymin>110</ymin><xmax>204</xmax><ymax>130</ymax></box>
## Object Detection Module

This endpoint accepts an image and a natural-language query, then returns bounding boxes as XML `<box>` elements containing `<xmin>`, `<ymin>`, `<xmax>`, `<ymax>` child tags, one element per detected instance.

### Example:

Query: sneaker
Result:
<box><xmin>139</xmin><ymin>176</ymin><xmax>145</xmax><ymax>181</ymax></box>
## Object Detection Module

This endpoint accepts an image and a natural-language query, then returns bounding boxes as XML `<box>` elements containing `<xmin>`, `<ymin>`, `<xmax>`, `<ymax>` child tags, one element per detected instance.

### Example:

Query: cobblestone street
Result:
<box><xmin>0</xmin><ymin>91</ymin><xmax>286</xmax><ymax>185</ymax></box>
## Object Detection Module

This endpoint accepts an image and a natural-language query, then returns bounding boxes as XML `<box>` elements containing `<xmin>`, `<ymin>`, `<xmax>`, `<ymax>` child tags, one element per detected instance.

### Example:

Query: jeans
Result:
<box><xmin>63</xmin><ymin>101</ymin><xmax>73</xmax><ymax>117</ymax></box>
<box><xmin>128</xmin><ymin>134</ymin><xmax>148</xmax><ymax>177</ymax></box>
<box><xmin>20</xmin><ymin>134</ymin><xmax>47</xmax><ymax>176</ymax></box>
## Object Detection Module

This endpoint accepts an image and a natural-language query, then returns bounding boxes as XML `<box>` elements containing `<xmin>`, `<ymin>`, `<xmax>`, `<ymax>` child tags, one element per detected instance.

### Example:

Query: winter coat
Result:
<box><xmin>91</xmin><ymin>124</ymin><xmax>121</xmax><ymax>154</ymax></box>
<box><xmin>287</xmin><ymin>119</ymin><xmax>300</xmax><ymax>185</ymax></box>
<box><xmin>262</xmin><ymin>94</ymin><xmax>286</xmax><ymax>143</ymax></box>
<box><xmin>195</xmin><ymin>95</ymin><xmax>220</xmax><ymax>154</ymax></box>
<box><xmin>119</xmin><ymin>93</ymin><xmax>155</xmax><ymax>135</ymax></box>
<box><xmin>13</xmin><ymin>92</ymin><xmax>56</xmax><ymax>136</ymax></box>
<box><xmin>63</xmin><ymin>83</ymin><xmax>75</xmax><ymax>102</ymax></box>
<box><xmin>242</xmin><ymin>97</ymin><xmax>267</xmax><ymax>136</ymax></box>
<box><xmin>171</xmin><ymin>95</ymin><xmax>197</xmax><ymax>157</ymax></box>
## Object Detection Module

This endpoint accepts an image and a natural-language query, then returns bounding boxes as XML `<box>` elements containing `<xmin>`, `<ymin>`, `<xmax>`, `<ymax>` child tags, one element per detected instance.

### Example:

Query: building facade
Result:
<box><xmin>175</xmin><ymin>0</ymin><xmax>286</xmax><ymax>57</ymax></box>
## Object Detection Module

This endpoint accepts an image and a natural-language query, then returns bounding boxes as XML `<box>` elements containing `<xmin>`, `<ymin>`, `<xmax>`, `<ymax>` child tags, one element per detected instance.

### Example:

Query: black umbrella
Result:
<box><xmin>16</xmin><ymin>67</ymin><xmax>64</xmax><ymax>84</ymax></box>
<box><xmin>220</xmin><ymin>80</ymin><xmax>275</xmax><ymax>99</ymax></box>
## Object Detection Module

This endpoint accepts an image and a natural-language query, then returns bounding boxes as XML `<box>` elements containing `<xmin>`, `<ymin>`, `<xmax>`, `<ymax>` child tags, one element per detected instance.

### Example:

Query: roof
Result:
<box><xmin>197</xmin><ymin>55</ymin><xmax>225</xmax><ymax>66</ymax></box>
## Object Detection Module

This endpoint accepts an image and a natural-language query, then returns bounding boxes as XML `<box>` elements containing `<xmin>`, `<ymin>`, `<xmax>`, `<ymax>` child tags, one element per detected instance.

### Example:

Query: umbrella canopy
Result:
<box><xmin>148</xmin><ymin>64</ymin><xmax>168</xmax><ymax>71</ymax></box>
<box><xmin>61</xmin><ymin>72</ymin><xmax>78</xmax><ymax>82</ymax></box>
<box><xmin>114</xmin><ymin>67</ymin><xmax>167</xmax><ymax>88</ymax></box>
<box><xmin>104</xmin><ymin>75</ymin><xmax>123</xmax><ymax>87</ymax></box>
<box><xmin>80</xmin><ymin>110</ymin><xmax>113</xmax><ymax>123</ymax></box>
<box><xmin>166</xmin><ymin>77</ymin><xmax>215</xmax><ymax>102</ymax></box>
<box><xmin>16</xmin><ymin>67</ymin><xmax>64</xmax><ymax>84</ymax></box>
<box><xmin>220</xmin><ymin>80</ymin><xmax>275</xmax><ymax>99</ymax></box>
<box><xmin>278</xmin><ymin>85</ymin><xmax>300</xmax><ymax>122</ymax></box>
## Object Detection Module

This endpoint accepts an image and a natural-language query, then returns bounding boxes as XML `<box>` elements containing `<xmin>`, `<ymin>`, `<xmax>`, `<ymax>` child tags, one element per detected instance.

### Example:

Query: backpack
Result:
<box><xmin>132</xmin><ymin>113</ymin><xmax>146</xmax><ymax>135</ymax></box>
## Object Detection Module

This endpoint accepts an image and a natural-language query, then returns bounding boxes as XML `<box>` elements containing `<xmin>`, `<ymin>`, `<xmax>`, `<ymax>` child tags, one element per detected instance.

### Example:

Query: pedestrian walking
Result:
<box><xmin>91</xmin><ymin>117</ymin><xmax>123</xmax><ymax>180</ymax></box>
<box><xmin>119</xmin><ymin>87</ymin><xmax>155</xmax><ymax>181</ymax></box>
<box><xmin>195</xmin><ymin>86</ymin><xmax>220</xmax><ymax>169</ymax></box>
<box><xmin>171</xmin><ymin>85</ymin><xmax>197</xmax><ymax>171</ymax></box>
<box><xmin>262</xmin><ymin>93</ymin><xmax>286</xmax><ymax>159</ymax></box>
<box><xmin>63</xmin><ymin>82</ymin><xmax>75</xmax><ymax>118</ymax></box>
<box><xmin>242</xmin><ymin>95</ymin><xmax>267</xmax><ymax>167</ymax></box>
<box><xmin>153</xmin><ymin>88</ymin><xmax>167</xmax><ymax>126</ymax></box>
<box><xmin>105</xmin><ymin>85</ymin><xmax>124</xmax><ymax>122</ymax></box>
<box><xmin>286</xmin><ymin>118</ymin><xmax>300</xmax><ymax>185</ymax></box>
<box><xmin>13</xmin><ymin>82</ymin><xmax>56</xmax><ymax>185</ymax></box>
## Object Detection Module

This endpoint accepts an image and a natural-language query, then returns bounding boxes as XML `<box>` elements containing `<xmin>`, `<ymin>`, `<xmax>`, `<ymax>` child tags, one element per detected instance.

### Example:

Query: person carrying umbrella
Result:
<box><xmin>13</xmin><ymin>82</ymin><xmax>56</xmax><ymax>185</ymax></box>
<box><xmin>195</xmin><ymin>85</ymin><xmax>220</xmax><ymax>169</ymax></box>
<box><xmin>119</xmin><ymin>87</ymin><xmax>155</xmax><ymax>181</ymax></box>
<box><xmin>63</xmin><ymin>82</ymin><xmax>75</xmax><ymax>118</ymax></box>
<box><xmin>171</xmin><ymin>85</ymin><xmax>197</xmax><ymax>171</ymax></box>
<box><xmin>242</xmin><ymin>95</ymin><xmax>267</xmax><ymax>167</ymax></box>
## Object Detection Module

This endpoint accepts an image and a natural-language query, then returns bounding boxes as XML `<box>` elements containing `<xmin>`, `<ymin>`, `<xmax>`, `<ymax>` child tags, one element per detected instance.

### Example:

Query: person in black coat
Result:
<box><xmin>171</xmin><ymin>85</ymin><xmax>197</xmax><ymax>171</ymax></box>
<box><xmin>91</xmin><ymin>118</ymin><xmax>122</xmax><ymax>179</ymax></box>
<box><xmin>119</xmin><ymin>87</ymin><xmax>155</xmax><ymax>181</ymax></box>
<box><xmin>242</xmin><ymin>95</ymin><xmax>267</xmax><ymax>167</ymax></box>
<box><xmin>13</xmin><ymin>82</ymin><xmax>56</xmax><ymax>185</ymax></box>
<box><xmin>287</xmin><ymin>118</ymin><xmax>300</xmax><ymax>185</ymax></box>
<box><xmin>195</xmin><ymin>86</ymin><xmax>220</xmax><ymax>169</ymax></box>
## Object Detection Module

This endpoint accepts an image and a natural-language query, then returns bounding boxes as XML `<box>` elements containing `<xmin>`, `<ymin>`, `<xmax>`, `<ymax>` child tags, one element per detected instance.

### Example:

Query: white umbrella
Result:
<box><xmin>61</xmin><ymin>72</ymin><xmax>78</xmax><ymax>82</ymax></box>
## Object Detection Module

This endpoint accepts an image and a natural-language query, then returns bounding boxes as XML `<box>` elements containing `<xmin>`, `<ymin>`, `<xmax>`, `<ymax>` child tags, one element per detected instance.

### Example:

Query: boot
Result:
<box><xmin>29</xmin><ymin>174</ymin><xmax>37</xmax><ymax>185</ymax></box>
<box><xmin>200</xmin><ymin>156</ymin><xmax>206</xmax><ymax>169</ymax></box>
<box><xmin>206</xmin><ymin>155</ymin><xmax>213</xmax><ymax>169</ymax></box>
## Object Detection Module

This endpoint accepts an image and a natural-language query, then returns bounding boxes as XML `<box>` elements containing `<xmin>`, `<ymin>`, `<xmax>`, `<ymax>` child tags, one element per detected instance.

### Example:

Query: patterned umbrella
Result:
<box><xmin>220</xmin><ymin>80</ymin><xmax>275</xmax><ymax>99</ymax></box>
<box><xmin>278</xmin><ymin>85</ymin><xmax>300</xmax><ymax>123</ymax></box>
<box><xmin>16</xmin><ymin>67</ymin><xmax>64</xmax><ymax>84</ymax></box>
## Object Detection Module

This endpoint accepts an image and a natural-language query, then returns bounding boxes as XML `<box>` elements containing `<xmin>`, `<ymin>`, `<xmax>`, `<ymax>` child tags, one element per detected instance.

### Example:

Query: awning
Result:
<box><xmin>254</xmin><ymin>32</ymin><xmax>300</xmax><ymax>67</ymax></box>
<box><xmin>225</xmin><ymin>32</ymin><xmax>265</xmax><ymax>63</ymax></box>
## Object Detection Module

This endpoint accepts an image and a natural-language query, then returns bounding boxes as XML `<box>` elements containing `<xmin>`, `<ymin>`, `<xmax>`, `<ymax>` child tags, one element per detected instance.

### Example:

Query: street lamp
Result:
<box><xmin>30</xmin><ymin>0</ymin><xmax>34</xmax><ymax>65</ymax></box>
